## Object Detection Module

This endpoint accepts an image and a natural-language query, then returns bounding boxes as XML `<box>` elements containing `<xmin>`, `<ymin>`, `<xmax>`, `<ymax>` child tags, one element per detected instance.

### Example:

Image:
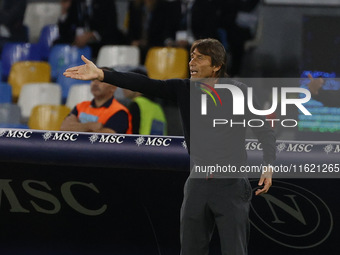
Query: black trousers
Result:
<box><xmin>180</xmin><ymin>177</ymin><xmax>252</xmax><ymax>255</ymax></box>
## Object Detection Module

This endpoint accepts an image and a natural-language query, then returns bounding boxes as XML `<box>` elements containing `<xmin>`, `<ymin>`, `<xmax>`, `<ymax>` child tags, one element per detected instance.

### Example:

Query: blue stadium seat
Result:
<box><xmin>49</xmin><ymin>44</ymin><xmax>92</xmax><ymax>81</ymax></box>
<box><xmin>1</xmin><ymin>42</ymin><xmax>42</xmax><ymax>81</ymax></box>
<box><xmin>0</xmin><ymin>83</ymin><xmax>12</xmax><ymax>103</ymax></box>
<box><xmin>0</xmin><ymin>123</ymin><xmax>29</xmax><ymax>129</ymax></box>
<box><xmin>38</xmin><ymin>24</ymin><xmax>59</xmax><ymax>61</ymax></box>
<box><xmin>29</xmin><ymin>43</ymin><xmax>44</xmax><ymax>61</ymax></box>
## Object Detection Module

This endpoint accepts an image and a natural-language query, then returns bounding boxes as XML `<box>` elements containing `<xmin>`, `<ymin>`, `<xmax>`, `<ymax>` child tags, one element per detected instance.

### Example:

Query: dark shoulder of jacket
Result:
<box><xmin>229</xmin><ymin>79</ymin><xmax>248</xmax><ymax>91</ymax></box>
<box><xmin>217</xmin><ymin>78</ymin><xmax>248</xmax><ymax>93</ymax></box>
<box><xmin>165</xmin><ymin>78</ymin><xmax>190</xmax><ymax>90</ymax></box>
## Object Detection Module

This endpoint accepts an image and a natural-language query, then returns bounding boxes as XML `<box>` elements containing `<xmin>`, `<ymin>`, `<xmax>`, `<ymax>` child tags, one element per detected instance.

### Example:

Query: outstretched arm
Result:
<box><xmin>64</xmin><ymin>55</ymin><xmax>183</xmax><ymax>100</ymax></box>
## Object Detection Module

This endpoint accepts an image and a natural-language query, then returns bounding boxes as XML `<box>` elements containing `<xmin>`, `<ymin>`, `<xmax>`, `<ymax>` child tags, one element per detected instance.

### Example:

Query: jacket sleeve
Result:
<box><xmin>103</xmin><ymin>70</ymin><xmax>184</xmax><ymax>101</ymax></box>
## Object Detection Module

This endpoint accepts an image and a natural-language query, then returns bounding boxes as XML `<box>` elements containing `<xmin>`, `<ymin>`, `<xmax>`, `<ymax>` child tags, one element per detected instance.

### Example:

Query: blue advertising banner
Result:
<box><xmin>0</xmin><ymin>129</ymin><xmax>339</xmax><ymax>254</ymax></box>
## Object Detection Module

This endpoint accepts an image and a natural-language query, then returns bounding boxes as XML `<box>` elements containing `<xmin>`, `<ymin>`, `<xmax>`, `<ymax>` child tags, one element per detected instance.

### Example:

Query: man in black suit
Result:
<box><xmin>127</xmin><ymin>0</ymin><xmax>181</xmax><ymax>63</ymax></box>
<box><xmin>0</xmin><ymin>0</ymin><xmax>27</xmax><ymax>54</ymax></box>
<box><xmin>55</xmin><ymin>0</ymin><xmax>126</xmax><ymax>57</ymax></box>
<box><xmin>218</xmin><ymin>0</ymin><xmax>260</xmax><ymax>76</ymax></box>
<box><xmin>175</xmin><ymin>0</ymin><xmax>220</xmax><ymax>51</ymax></box>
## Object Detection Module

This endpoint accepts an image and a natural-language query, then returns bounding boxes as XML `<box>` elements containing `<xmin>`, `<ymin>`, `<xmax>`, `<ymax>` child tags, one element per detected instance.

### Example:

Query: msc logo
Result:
<box><xmin>245</xmin><ymin>141</ymin><xmax>263</xmax><ymax>151</ymax></box>
<box><xmin>277</xmin><ymin>143</ymin><xmax>313</xmax><ymax>153</ymax></box>
<box><xmin>99</xmin><ymin>135</ymin><xmax>125</xmax><ymax>144</ymax></box>
<box><xmin>52</xmin><ymin>132</ymin><xmax>79</xmax><ymax>142</ymax></box>
<box><xmin>88</xmin><ymin>134</ymin><xmax>126</xmax><ymax>144</ymax></box>
<box><xmin>43</xmin><ymin>132</ymin><xmax>79</xmax><ymax>142</ymax></box>
<box><xmin>250</xmin><ymin>180</ymin><xmax>333</xmax><ymax>249</ymax></box>
<box><xmin>6</xmin><ymin>130</ymin><xmax>32</xmax><ymax>139</ymax></box>
<box><xmin>135</xmin><ymin>136</ymin><xmax>171</xmax><ymax>147</ymax></box>
<box><xmin>0</xmin><ymin>179</ymin><xmax>107</xmax><ymax>216</ymax></box>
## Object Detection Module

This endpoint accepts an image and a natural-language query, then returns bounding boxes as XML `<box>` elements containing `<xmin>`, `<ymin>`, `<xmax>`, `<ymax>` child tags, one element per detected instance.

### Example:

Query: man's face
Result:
<box><xmin>91</xmin><ymin>80</ymin><xmax>116</xmax><ymax>99</ymax></box>
<box><xmin>189</xmin><ymin>49</ymin><xmax>220</xmax><ymax>79</ymax></box>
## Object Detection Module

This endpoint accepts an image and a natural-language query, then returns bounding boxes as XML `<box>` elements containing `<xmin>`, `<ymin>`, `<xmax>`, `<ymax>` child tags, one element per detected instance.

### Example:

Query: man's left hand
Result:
<box><xmin>255</xmin><ymin>165</ymin><xmax>273</xmax><ymax>196</ymax></box>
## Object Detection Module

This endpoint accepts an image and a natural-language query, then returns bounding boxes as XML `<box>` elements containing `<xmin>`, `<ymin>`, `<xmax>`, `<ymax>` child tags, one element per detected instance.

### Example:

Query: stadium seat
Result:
<box><xmin>0</xmin><ymin>83</ymin><xmax>12</xmax><ymax>103</ymax></box>
<box><xmin>145</xmin><ymin>47</ymin><xmax>189</xmax><ymax>79</ymax></box>
<box><xmin>24</xmin><ymin>2</ymin><xmax>61</xmax><ymax>43</ymax></box>
<box><xmin>8</xmin><ymin>61</ymin><xmax>51</xmax><ymax>101</ymax></box>
<box><xmin>66</xmin><ymin>84</ymin><xmax>92</xmax><ymax>109</ymax></box>
<box><xmin>57</xmin><ymin>72</ymin><xmax>91</xmax><ymax>102</ymax></box>
<box><xmin>28</xmin><ymin>104</ymin><xmax>70</xmax><ymax>131</ymax></box>
<box><xmin>1</xmin><ymin>43</ymin><xmax>42</xmax><ymax>81</ymax></box>
<box><xmin>38</xmin><ymin>24</ymin><xmax>60</xmax><ymax>61</ymax></box>
<box><xmin>96</xmin><ymin>45</ymin><xmax>140</xmax><ymax>67</ymax></box>
<box><xmin>49</xmin><ymin>44</ymin><xmax>92</xmax><ymax>81</ymax></box>
<box><xmin>18</xmin><ymin>83</ymin><xmax>62</xmax><ymax>121</ymax></box>
<box><xmin>0</xmin><ymin>123</ymin><xmax>29</xmax><ymax>129</ymax></box>
<box><xmin>0</xmin><ymin>103</ymin><xmax>22</xmax><ymax>125</ymax></box>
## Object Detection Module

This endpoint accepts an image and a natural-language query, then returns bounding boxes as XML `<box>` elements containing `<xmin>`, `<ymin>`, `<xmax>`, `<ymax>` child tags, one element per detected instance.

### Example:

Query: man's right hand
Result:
<box><xmin>63</xmin><ymin>55</ymin><xmax>104</xmax><ymax>81</ymax></box>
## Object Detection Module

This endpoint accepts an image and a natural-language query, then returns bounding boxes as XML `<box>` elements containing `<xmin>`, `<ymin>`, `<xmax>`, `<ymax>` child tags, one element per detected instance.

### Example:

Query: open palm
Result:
<box><xmin>63</xmin><ymin>55</ymin><xmax>103</xmax><ymax>81</ymax></box>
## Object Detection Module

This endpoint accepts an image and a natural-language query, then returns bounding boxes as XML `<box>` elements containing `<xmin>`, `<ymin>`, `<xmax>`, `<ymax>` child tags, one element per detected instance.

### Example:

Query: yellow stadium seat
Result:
<box><xmin>28</xmin><ymin>104</ymin><xmax>70</xmax><ymax>131</ymax></box>
<box><xmin>8</xmin><ymin>61</ymin><xmax>51</xmax><ymax>100</ymax></box>
<box><xmin>145</xmin><ymin>47</ymin><xmax>189</xmax><ymax>79</ymax></box>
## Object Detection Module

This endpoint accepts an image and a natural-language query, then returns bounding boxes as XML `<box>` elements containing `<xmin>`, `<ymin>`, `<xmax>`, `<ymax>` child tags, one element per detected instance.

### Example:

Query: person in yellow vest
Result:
<box><xmin>117</xmin><ymin>67</ymin><xmax>168</xmax><ymax>135</ymax></box>
<box><xmin>61</xmin><ymin>67</ymin><xmax>132</xmax><ymax>133</ymax></box>
<box><xmin>124</xmin><ymin>89</ymin><xmax>167</xmax><ymax>135</ymax></box>
<box><xmin>121</xmin><ymin>67</ymin><xmax>167</xmax><ymax>135</ymax></box>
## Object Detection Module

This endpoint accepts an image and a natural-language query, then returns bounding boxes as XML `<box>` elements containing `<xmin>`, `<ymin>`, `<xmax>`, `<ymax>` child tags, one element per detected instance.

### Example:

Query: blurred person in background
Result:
<box><xmin>175</xmin><ymin>0</ymin><xmax>220</xmax><ymax>49</ymax></box>
<box><xmin>61</xmin><ymin>67</ymin><xmax>132</xmax><ymax>133</ymax></box>
<box><xmin>123</xmin><ymin>88</ymin><xmax>167</xmax><ymax>135</ymax></box>
<box><xmin>126</xmin><ymin>0</ymin><xmax>181</xmax><ymax>63</ymax></box>
<box><xmin>123</xmin><ymin>68</ymin><xmax>167</xmax><ymax>135</ymax></box>
<box><xmin>0</xmin><ymin>0</ymin><xmax>27</xmax><ymax>54</ymax></box>
<box><xmin>218</xmin><ymin>0</ymin><xmax>260</xmax><ymax>76</ymax></box>
<box><xmin>55</xmin><ymin>0</ymin><xmax>126</xmax><ymax>57</ymax></box>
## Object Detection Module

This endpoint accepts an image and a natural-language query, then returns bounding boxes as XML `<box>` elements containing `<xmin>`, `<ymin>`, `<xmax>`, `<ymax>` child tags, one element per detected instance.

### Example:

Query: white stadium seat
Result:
<box><xmin>96</xmin><ymin>45</ymin><xmax>140</xmax><ymax>68</ymax></box>
<box><xmin>24</xmin><ymin>2</ymin><xmax>61</xmax><ymax>43</ymax></box>
<box><xmin>18</xmin><ymin>83</ymin><xmax>62</xmax><ymax>120</ymax></box>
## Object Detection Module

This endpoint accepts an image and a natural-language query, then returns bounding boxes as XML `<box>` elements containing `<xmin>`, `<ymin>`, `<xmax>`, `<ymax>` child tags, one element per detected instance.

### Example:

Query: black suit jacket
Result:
<box><xmin>191</xmin><ymin>0</ymin><xmax>220</xmax><ymax>40</ymax></box>
<box><xmin>57</xmin><ymin>0</ymin><xmax>125</xmax><ymax>45</ymax></box>
<box><xmin>0</xmin><ymin>0</ymin><xmax>27</xmax><ymax>41</ymax></box>
<box><xmin>127</xmin><ymin>0</ymin><xmax>180</xmax><ymax>47</ymax></box>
